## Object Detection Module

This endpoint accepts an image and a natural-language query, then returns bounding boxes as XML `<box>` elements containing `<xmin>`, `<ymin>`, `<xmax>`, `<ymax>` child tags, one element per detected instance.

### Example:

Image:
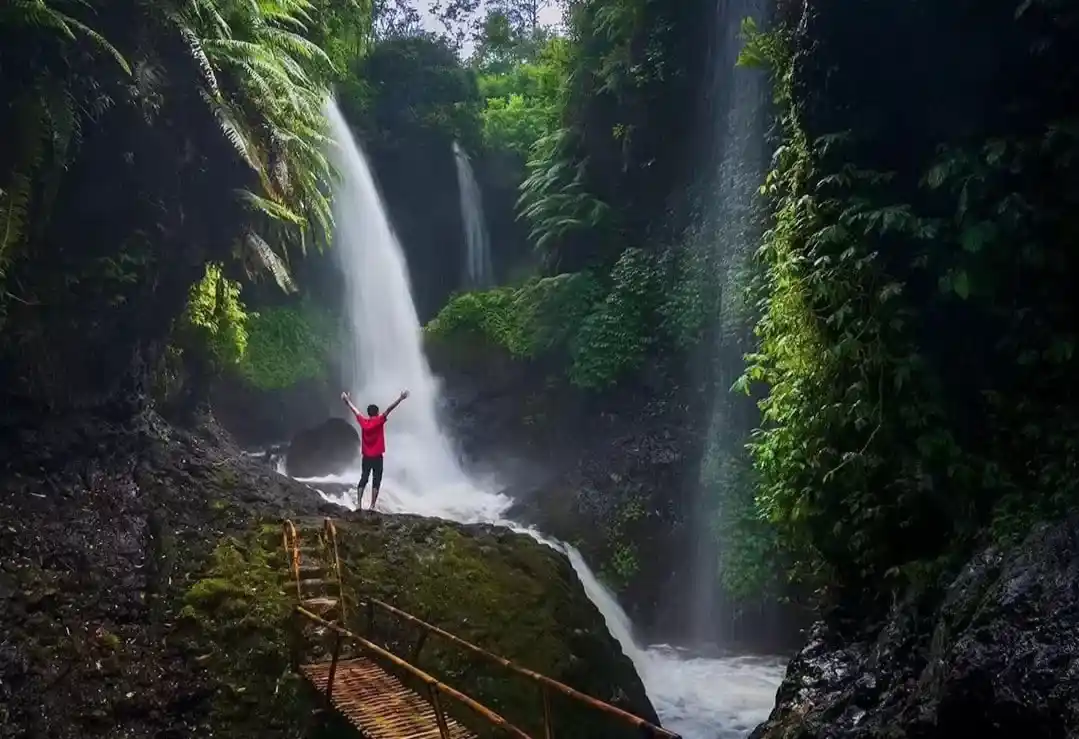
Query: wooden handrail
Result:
<box><xmin>324</xmin><ymin>518</ymin><xmax>347</xmax><ymax>622</ymax></box>
<box><xmin>283</xmin><ymin>520</ymin><xmax>302</xmax><ymax>602</ymax></box>
<box><xmin>296</xmin><ymin>606</ymin><xmax>533</xmax><ymax>739</ymax></box>
<box><xmin>363</xmin><ymin>597</ymin><xmax>680</xmax><ymax>739</ymax></box>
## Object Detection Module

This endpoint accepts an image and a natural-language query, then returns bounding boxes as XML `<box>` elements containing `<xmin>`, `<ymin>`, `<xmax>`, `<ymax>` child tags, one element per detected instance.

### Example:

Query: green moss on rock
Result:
<box><xmin>236</xmin><ymin>301</ymin><xmax>338</xmax><ymax>391</ymax></box>
<box><xmin>176</xmin><ymin>527</ymin><xmax>351</xmax><ymax>738</ymax></box>
<box><xmin>333</xmin><ymin>514</ymin><xmax>659</xmax><ymax>739</ymax></box>
<box><xmin>178</xmin><ymin>514</ymin><xmax>659</xmax><ymax>739</ymax></box>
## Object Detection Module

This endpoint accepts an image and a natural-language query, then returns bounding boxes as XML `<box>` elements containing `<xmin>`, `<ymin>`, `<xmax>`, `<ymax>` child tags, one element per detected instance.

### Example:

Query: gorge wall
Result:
<box><xmin>749</xmin><ymin>0</ymin><xmax>1079</xmax><ymax>734</ymax></box>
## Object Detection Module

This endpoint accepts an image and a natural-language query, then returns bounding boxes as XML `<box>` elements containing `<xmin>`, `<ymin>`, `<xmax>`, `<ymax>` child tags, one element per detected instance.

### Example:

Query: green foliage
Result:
<box><xmin>179</xmin><ymin>263</ymin><xmax>250</xmax><ymax>368</ymax></box>
<box><xmin>735</xmin><ymin>5</ymin><xmax>1079</xmax><ymax>597</ymax></box>
<box><xmin>657</xmin><ymin>236</ymin><xmax>723</xmax><ymax>350</ymax></box>
<box><xmin>0</xmin><ymin>1</ymin><xmax>129</xmax><ymax>314</ymax></box>
<box><xmin>704</xmin><ymin>447</ymin><xmax>782</xmax><ymax>599</ymax></box>
<box><xmin>0</xmin><ymin>0</ymin><xmax>356</xmax><ymax>318</ymax></box>
<box><xmin>428</xmin><ymin>239</ymin><xmax>722</xmax><ymax>390</ymax></box>
<box><xmin>237</xmin><ymin>300</ymin><xmax>338</xmax><ymax>390</ymax></box>
<box><xmin>568</xmin><ymin>248</ymin><xmax>659</xmax><ymax>388</ymax></box>
<box><xmin>428</xmin><ymin>248</ymin><xmax>666</xmax><ymax>390</ymax></box>
<box><xmin>600</xmin><ymin>496</ymin><xmax>645</xmax><ymax>590</ymax></box>
<box><xmin>477</xmin><ymin>37</ymin><xmax>569</xmax><ymax>158</ymax></box>
<box><xmin>182</xmin><ymin>0</ymin><xmax>341</xmax><ymax>258</ymax></box>
<box><xmin>518</xmin><ymin>127</ymin><xmax>613</xmax><ymax>262</ymax></box>
<box><xmin>343</xmin><ymin>34</ymin><xmax>483</xmax><ymax>151</ymax></box>
<box><xmin>426</xmin><ymin>271</ymin><xmax>601</xmax><ymax>359</ymax></box>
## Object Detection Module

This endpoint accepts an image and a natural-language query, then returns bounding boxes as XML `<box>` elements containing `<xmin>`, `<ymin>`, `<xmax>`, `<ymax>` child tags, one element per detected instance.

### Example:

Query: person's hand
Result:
<box><xmin>400</xmin><ymin>389</ymin><xmax>410</xmax><ymax>400</ymax></box>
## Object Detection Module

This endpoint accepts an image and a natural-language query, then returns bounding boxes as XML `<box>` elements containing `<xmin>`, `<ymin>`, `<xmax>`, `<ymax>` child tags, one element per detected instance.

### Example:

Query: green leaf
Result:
<box><xmin>952</xmin><ymin>269</ymin><xmax>971</xmax><ymax>299</ymax></box>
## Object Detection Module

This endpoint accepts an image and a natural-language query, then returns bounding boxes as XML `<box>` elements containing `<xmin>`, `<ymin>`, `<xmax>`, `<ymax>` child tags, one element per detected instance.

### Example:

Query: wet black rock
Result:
<box><xmin>751</xmin><ymin>518</ymin><xmax>1079</xmax><ymax>739</ymax></box>
<box><xmin>210</xmin><ymin>372</ymin><xmax>337</xmax><ymax>449</ymax></box>
<box><xmin>284</xmin><ymin>416</ymin><xmax>359</xmax><ymax>478</ymax></box>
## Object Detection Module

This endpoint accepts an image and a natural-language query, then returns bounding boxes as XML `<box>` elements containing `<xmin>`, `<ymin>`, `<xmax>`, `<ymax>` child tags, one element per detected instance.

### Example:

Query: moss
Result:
<box><xmin>177</xmin><ymin>516</ymin><xmax>655</xmax><ymax>739</ymax></box>
<box><xmin>333</xmin><ymin>516</ymin><xmax>655</xmax><ymax>739</ymax></box>
<box><xmin>98</xmin><ymin>630</ymin><xmax>122</xmax><ymax>651</ymax></box>
<box><xmin>236</xmin><ymin>301</ymin><xmax>338</xmax><ymax>391</ymax></box>
<box><xmin>176</xmin><ymin>529</ymin><xmax>350</xmax><ymax>738</ymax></box>
<box><xmin>600</xmin><ymin>496</ymin><xmax>646</xmax><ymax>590</ymax></box>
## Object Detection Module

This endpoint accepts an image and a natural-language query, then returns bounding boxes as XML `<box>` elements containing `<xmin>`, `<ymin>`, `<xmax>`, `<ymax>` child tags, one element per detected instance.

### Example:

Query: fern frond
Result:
<box><xmin>199</xmin><ymin>89</ymin><xmax>262</xmax><ymax>173</ymax></box>
<box><xmin>60</xmin><ymin>13</ymin><xmax>132</xmax><ymax>75</ymax></box>
<box><xmin>236</xmin><ymin>189</ymin><xmax>306</xmax><ymax>226</ymax></box>
<box><xmin>178</xmin><ymin>25</ymin><xmax>220</xmax><ymax>95</ymax></box>
<box><xmin>0</xmin><ymin>174</ymin><xmax>33</xmax><ymax>263</ymax></box>
<box><xmin>243</xmin><ymin>229</ymin><xmax>298</xmax><ymax>293</ymax></box>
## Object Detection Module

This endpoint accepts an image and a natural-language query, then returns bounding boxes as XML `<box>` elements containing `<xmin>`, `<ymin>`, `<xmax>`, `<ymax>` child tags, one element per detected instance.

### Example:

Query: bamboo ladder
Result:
<box><xmin>282</xmin><ymin>518</ymin><xmax>350</xmax><ymax>694</ymax></box>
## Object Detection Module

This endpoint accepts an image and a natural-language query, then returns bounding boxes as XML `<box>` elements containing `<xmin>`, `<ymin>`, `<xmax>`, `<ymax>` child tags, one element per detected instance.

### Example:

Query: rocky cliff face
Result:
<box><xmin>751</xmin><ymin>518</ymin><xmax>1079</xmax><ymax>739</ymax></box>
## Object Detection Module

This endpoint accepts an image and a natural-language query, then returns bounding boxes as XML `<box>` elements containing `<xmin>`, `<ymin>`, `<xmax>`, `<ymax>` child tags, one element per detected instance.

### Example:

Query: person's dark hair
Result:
<box><xmin>367</xmin><ymin>404</ymin><xmax>379</xmax><ymax>416</ymax></box>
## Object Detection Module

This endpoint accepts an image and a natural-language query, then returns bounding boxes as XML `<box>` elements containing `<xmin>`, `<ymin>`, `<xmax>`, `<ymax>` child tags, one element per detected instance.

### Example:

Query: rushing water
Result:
<box><xmin>319</xmin><ymin>98</ymin><xmax>783</xmax><ymax>738</ymax></box>
<box><xmin>453</xmin><ymin>141</ymin><xmax>494</xmax><ymax>289</ymax></box>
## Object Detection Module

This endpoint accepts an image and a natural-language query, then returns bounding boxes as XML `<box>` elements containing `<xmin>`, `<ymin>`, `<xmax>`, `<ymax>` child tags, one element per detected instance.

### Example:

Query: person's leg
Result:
<box><xmin>370</xmin><ymin>456</ymin><xmax>384</xmax><ymax>511</ymax></box>
<box><xmin>358</xmin><ymin>456</ymin><xmax>372</xmax><ymax>509</ymax></box>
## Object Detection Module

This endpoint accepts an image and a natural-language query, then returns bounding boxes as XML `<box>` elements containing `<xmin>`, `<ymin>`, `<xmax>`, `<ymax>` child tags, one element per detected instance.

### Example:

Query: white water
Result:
<box><xmin>318</xmin><ymin>98</ymin><xmax>783</xmax><ymax>738</ymax></box>
<box><xmin>453</xmin><ymin>141</ymin><xmax>494</xmax><ymax>288</ymax></box>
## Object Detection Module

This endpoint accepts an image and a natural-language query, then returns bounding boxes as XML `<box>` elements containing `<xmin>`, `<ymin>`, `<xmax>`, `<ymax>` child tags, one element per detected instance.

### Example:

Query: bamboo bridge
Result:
<box><xmin>283</xmin><ymin>518</ymin><xmax>681</xmax><ymax>739</ymax></box>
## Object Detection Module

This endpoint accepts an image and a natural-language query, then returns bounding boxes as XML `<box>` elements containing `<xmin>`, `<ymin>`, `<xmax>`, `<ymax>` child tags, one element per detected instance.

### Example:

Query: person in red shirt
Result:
<box><xmin>341</xmin><ymin>389</ymin><xmax>409</xmax><ymax>511</ymax></box>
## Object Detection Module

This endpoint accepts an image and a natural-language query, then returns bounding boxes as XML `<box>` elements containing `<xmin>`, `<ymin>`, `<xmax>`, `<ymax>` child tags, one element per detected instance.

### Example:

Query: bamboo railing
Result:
<box><xmin>362</xmin><ymin>596</ymin><xmax>680</xmax><ymax>739</ymax></box>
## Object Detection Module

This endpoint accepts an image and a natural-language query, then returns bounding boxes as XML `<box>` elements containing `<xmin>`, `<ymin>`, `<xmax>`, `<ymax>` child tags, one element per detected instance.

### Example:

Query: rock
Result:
<box><xmin>184</xmin><ymin>514</ymin><xmax>661</xmax><ymax>739</ymax></box>
<box><xmin>284</xmin><ymin>416</ymin><xmax>359</xmax><ymax>478</ymax></box>
<box><xmin>210</xmin><ymin>371</ymin><xmax>338</xmax><ymax>449</ymax></box>
<box><xmin>0</xmin><ymin>408</ymin><xmax>340</xmax><ymax>739</ymax></box>
<box><xmin>1</xmin><ymin>408</ymin><xmax>660</xmax><ymax>739</ymax></box>
<box><xmin>751</xmin><ymin>518</ymin><xmax>1079</xmax><ymax>739</ymax></box>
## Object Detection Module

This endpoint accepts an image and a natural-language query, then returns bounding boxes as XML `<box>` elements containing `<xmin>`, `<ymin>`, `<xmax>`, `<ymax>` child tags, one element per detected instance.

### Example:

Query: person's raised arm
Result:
<box><xmin>382</xmin><ymin>389</ymin><xmax>410</xmax><ymax>417</ymax></box>
<box><xmin>341</xmin><ymin>391</ymin><xmax>362</xmax><ymax>418</ymax></box>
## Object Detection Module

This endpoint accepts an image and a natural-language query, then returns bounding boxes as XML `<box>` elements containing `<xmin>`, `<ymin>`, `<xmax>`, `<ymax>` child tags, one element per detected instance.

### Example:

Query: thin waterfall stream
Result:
<box><xmin>299</xmin><ymin>99</ymin><xmax>783</xmax><ymax>739</ymax></box>
<box><xmin>453</xmin><ymin>141</ymin><xmax>494</xmax><ymax>289</ymax></box>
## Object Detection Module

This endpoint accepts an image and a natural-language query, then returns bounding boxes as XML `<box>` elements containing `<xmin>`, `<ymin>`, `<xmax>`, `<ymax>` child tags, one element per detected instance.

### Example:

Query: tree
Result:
<box><xmin>372</xmin><ymin>0</ymin><xmax>423</xmax><ymax>39</ymax></box>
<box><xmin>487</xmin><ymin>0</ymin><xmax>550</xmax><ymax>35</ymax></box>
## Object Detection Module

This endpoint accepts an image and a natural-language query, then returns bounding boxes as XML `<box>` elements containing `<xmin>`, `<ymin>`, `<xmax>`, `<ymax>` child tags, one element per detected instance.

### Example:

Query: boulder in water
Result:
<box><xmin>284</xmin><ymin>416</ymin><xmax>359</xmax><ymax>478</ymax></box>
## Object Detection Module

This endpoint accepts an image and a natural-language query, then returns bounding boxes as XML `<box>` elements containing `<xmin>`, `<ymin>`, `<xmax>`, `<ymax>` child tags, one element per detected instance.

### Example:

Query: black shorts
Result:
<box><xmin>359</xmin><ymin>455</ymin><xmax>384</xmax><ymax>490</ymax></box>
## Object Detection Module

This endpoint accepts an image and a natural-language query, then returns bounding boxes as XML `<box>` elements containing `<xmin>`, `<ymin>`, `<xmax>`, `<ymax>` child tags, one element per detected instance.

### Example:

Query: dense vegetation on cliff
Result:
<box><xmin>733</xmin><ymin>0</ymin><xmax>1079</xmax><ymax>605</ymax></box>
<box><xmin>0</xmin><ymin>0</ymin><xmax>371</xmax><ymax>414</ymax></box>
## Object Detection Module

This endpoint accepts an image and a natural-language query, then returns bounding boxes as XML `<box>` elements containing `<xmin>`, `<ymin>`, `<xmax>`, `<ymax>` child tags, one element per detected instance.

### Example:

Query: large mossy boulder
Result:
<box><xmin>181</xmin><ymin>513</ymin><xmax>661</xmax><ymax>739</ymax></box>
<box><xmin>334</xmin><ymin>516</ymin><xmax>660</xmax><ymax>739</ymax></box>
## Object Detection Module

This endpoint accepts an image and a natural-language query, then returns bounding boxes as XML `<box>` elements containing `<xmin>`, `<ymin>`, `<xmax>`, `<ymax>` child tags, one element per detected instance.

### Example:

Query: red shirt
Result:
<box><xmin>356</xmin><ymin>414</ymin><xmax>387</xmax><ymax>457</ymax></box>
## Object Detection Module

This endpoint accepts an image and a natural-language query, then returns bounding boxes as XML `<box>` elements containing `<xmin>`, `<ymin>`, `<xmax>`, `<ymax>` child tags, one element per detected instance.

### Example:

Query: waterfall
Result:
<box><xmin>686</xmin><ymin>0</ymin><xmax>773</xmax><ymax>645</ymax></box>
<box><xmin>311</xmin><ymin>97</ymin><xmax>782</xmax><ymax>739</ymax></box>
<box><xmin>326</xmin><ymin>101</ymin><xmax>507</xmax><ymax>523</ymax></box>
<box><xmin>453</xmin><ymin>141</ymin><xmax>494</xmax><ymax>289</ymax></box>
